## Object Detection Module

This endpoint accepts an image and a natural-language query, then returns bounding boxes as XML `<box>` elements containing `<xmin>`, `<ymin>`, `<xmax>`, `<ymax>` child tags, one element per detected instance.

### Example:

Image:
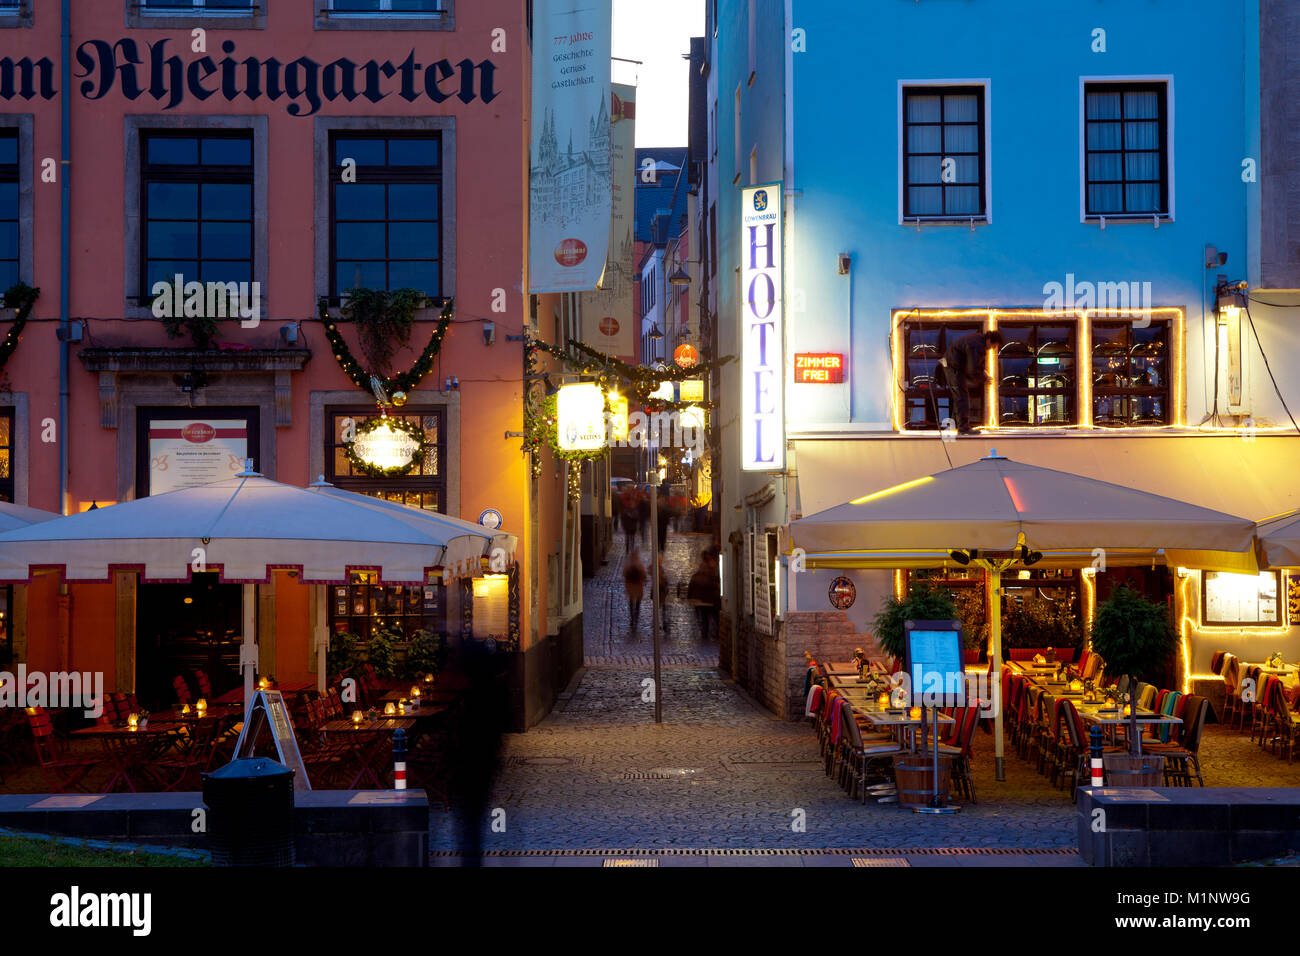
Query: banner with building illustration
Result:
<box><xmin>579</xmin><ymin>83</ymin><xmax>636</xmax><ymax>358</ymax></box>
<box><xmin>528</xmin><ymin>0</ymin><xmax>613</xmax><ymax>293</ymax></box>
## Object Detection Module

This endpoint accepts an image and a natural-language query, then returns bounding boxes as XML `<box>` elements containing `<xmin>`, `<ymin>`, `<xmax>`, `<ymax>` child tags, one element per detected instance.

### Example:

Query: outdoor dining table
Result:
<box><xmin>320</xmin><ymin>717</ymin><xmax>416</xmax><ymax>788</ymax></box>
<box><xmin>1073</xmin><ymin>701</ymin><xmax>1180</xmax><ymax>754</ymax></box>
<box><xmin>70</xmin><ymin>721</ymin><xmax>187</xmax><ymax>792</ymax></box>
<box><xmin>853</xmin><ymin>702</ymin><xmax>955</xmax><ymax>753</ymax></box>
<box><xmin>213</xmin><ymin>681</ymin><xmax>314</xmax><ymax>706</ymax></box>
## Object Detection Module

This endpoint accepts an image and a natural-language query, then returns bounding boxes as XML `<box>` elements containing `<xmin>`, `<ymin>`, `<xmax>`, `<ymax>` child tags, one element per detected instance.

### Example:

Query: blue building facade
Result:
<box><xmin>707</xmin><ymin>0</ymin><xmax>1300</xmax><ymax>717</ymax></box>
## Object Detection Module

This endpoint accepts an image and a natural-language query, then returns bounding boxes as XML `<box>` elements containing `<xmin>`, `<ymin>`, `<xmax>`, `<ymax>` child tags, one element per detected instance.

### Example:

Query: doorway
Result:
<box><xmin>135</xmin><ymin>573</ymin><xmax>242</xmax><ymax>710</ymax></box>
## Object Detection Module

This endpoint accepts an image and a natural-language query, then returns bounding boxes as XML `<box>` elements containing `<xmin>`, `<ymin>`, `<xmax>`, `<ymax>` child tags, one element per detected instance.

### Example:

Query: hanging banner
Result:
<box><xmin>579</xmin><ymin>83</ymin><xmax>636</xmax><ymax>357</ymax></box>
<box><xmin>741</xmin><ymin>183</ymin><xmax>785</xmax><ymax>471</ymax></box>
<box><xmin>529</xmin><ymin>1</ymin><xmax>613</xmax><ymax>293</ymax></box>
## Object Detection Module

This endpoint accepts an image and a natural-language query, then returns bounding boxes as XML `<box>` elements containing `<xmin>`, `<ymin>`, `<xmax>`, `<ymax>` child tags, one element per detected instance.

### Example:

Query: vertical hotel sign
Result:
<box><xmin>741</xmin><ymin>184</ymin><xmax>784</xmax><ymax>471</ymax></box>
<box><xmin>528</xmin><ymin>0</ymin><xmax>613</xmax><ymax>293</ymax></box>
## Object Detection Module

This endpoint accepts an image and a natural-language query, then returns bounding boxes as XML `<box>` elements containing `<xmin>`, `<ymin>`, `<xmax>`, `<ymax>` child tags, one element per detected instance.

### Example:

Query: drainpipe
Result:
<box><xmin>59</xmin><ymin>0</ymin><xmax>71</xmax><ymax>515</ymax></box>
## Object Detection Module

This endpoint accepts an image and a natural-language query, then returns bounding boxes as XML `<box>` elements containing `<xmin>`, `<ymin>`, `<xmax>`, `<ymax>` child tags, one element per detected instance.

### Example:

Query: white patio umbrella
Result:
<box><xmin>789</xmin><ymin>450</ymin><xmax>1258</xmax><ymax>780</ymax></box>
<box><xmin>0</xmin><ymin>467</ymin><xmax>512</xmax><ymax>696</ymax></box>
<box><xmin>0</xmin><ymin>500</ymin><xmax>59</xmax><ymax>533</ymax></box>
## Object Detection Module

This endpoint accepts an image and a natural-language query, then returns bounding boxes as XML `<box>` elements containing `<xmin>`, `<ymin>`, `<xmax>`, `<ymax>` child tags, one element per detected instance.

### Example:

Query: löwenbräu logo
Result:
<box><xmin>0</xmin><ymin>39</ymin><xmax>501</xmax><ymax>116</ymax></box>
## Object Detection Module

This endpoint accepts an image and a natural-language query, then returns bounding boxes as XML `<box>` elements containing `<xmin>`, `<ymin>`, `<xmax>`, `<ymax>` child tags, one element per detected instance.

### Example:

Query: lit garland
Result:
<box><xmin>530</xmin><ymin>336</ymin><xmax>730</xmax><ymax>411</ymax></box>
<box><xmin>343</xmin><ymin>415</ymin><xmax>431</xmax><ymax>479</ymax></box>
<box><xmin>0</xmin><ymin>282</ymin><xmax>38</xmax><ymax>370</ymax></box>
<box><xmin>318</xmin><ymin>297</ymin><xmax>453</xmax><ymax>394</ymax></box>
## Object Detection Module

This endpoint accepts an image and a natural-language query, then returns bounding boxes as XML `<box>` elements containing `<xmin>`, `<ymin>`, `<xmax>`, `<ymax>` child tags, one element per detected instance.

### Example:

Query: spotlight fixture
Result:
<box><xmin>1018</xmin><ymin>545</ymin><xmax>1043</xmax><ymax>566</ymax></box>
<box><xmin>949</xmin><ymin>549</ymin><xmax>972</xmax><ymax>565</ymax></box>
<box><xmin>838</xmin><ymin>253</ymin><xmax>851</xmax><ymax>275</ymax></box>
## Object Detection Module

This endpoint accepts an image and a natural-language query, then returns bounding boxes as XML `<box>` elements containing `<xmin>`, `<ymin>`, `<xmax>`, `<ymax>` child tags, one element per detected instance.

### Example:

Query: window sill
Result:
<box><xmin>1084</xmin><ymin>214</ymin><xmax>1172</xmax><ymax>228</ymax></box>
<box><xmin>315</xmin><ymin>9</ymin><xmax>452</xmax><ymax>30</ymax></box>
<box><xmin>901</xmin><ymin>216</ymin><xmax>989</xmax><ymax>228</ymax></box>
<box><xmin>0</xmin><ymin>6</ymin><xmax>31</xmax><ymax>27</ymax></box>
<box><xmin>129</xmin><ymin>5</ymin><xmax>264</xmax><ymax>29</ymax></box>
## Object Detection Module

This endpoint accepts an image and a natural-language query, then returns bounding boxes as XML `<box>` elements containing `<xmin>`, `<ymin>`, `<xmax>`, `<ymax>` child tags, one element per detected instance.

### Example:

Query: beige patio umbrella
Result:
<box><xmin>789</xmin><ymin>450</ymin><xmax>1258</xmax><ymax>780</ymax></box>
<box><xmin>1257</xmin><ymin>510</ymin><xmax>1300</xmax><ymax>569</ymax></box>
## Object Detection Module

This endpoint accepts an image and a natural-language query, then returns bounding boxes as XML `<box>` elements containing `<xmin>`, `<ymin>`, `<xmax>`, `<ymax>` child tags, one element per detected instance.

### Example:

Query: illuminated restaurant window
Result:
<box><xmin>325</xmin><ymin>407</ymin><xmax>444</xmax><ymax>510</ymax></box>
<box><xmin>996</xmin><ymin>322</ymin><xmax>1077</xmax><ymax>426</ymax></box>
<box><xmin>1091</xmin><ymin>320</ymin><xmax>1170</xmax><ymax>426</ymax></box>
<box><xmin>140</xmin><ymin>131</ymin><xmax>254</xmax><ymax>299</ymax></box>
<box><xmin>902</xmin><ymin>86</ymin><xmax>986</xmax><ymax>221</ymax></box>
<box><xmin>0</xmin><ymin>406</ymin><xmax>14</xmax><ymax>503</ymax></box>
<box><xmin>329</xmin><ymin>133</ymin><xmax>441</xmax><ymax>297</ymax></box>
<box><xmin>330</xmin><ymin>570</ymin><xmax>445</xmax><ymax>641</ymax></box>
<box><xmin>0</xmin><ymin>130</ymin><xmax>17</xmax><ymax>291</ymax></box>
<box><xmin>1202</xmin><ymin>571</ymin><xmax>1282</xmax><ymax>627</ymax></box>
<box><xmin>899</xmin><ymin>321</ymin><xmax>984</xmax><ymax>430</ymax></box>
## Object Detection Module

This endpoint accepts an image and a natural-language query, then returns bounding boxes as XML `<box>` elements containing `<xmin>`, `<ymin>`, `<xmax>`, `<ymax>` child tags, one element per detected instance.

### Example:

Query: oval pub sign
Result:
<box><xmin>828</xmin><ymin>576</ymin><xmax>856</xmax><ymax>610</ymax></box>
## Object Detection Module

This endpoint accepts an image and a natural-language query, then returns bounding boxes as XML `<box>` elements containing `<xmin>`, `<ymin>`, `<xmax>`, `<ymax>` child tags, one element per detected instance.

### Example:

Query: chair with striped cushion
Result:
<box><xmin>1220</xmin><ymin>654</ymin><xmax>1239</xmax><ymax>725</ymax></box>
<box><xmin>1236</xmin><ymin>666</ymin><xmax>1262</xmax><ymax>733</ymax></box>
<box><xmin>1156</xmin><ymin>690</ymin><xmax>1182</xmax><ymax>744</ymax></box>
<box><xmin>1082</xmin><ymin>653</ymin><xmax>1104</xmax><ymax>682</ymax></box>
<box><xmin>1251</xmin><ymin>674</ymin><xmax>1276</xmax><ymax>745</ymax></box>
<box><xmin>1149</xmin><ymin>695</ymin><xmax>1209</xmax><ymax>785</ymax></box>
<box><xmin>1209</xmin><ymin>651</ymin><xmax>1226</xmax><ymax>676</ymax></box>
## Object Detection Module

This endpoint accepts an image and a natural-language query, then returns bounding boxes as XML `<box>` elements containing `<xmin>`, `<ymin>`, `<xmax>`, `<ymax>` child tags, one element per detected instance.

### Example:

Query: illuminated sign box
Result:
<box><xmin>741</xmin><ymin>184</ymin><xmax>785</xmax><ymax>471</ymax></box>
<box><xmin>793</xmin><ymin>353</ymin><xmax>844</xmax><ymax>384</ymax></box>
<box><xmin>679</xmin><ymin>379</ymin><xmax>704</xmax><ymax>402</ymax></box>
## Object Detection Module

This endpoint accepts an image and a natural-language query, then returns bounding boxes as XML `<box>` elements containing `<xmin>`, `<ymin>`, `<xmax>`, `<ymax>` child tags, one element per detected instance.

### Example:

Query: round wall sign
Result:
<box><xmin>828</xmin><ymin>575</ymin><xmax>857</xmax><ymax>610</ymax></box>
<box><xmin>478</xmin><ymin>508</ymin><xmax>503</xmax><ymax>530</ymax></box>
<box><xmin>673</xmin><ymin>343</ymin><xmax>700</xmax><ymax>368</ymax></box>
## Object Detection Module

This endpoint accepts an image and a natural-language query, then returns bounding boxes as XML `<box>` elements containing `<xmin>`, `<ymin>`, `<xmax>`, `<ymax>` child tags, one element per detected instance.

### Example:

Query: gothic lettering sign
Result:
<box><xmin>741</xmin><ymin>184</ymin><xmax>785</xmax><ymax>471</ymax></box>
<box><xmin>0</xmin><ymin>41</ymin><xmax>500</xmax><ymax>115</ymax></box>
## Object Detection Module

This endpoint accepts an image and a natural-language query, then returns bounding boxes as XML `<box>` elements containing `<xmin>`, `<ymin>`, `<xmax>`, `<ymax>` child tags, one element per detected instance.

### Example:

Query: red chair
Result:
<box><xmin>195</xmin><ymin>669</ymin><xmax>213</xmax><ymax>698</ymax></box>
<box><xmin>936</xmin><ymin>705</ymin><xmax>980</xmax><ymax>802</ymax></box>
<box><xmin>25</xmin><ymin>707</ymin><xmax>98</xmax><ymax>793</ymax></box>
<box><xmin>173</xmin><ymin>675</ymin><xmax>192</xmax><ymax>707</ymax></box>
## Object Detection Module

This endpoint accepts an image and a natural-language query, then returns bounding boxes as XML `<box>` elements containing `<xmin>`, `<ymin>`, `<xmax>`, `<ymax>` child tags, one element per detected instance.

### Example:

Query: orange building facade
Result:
<box><xmin>0</xmin><ymin>0</ymin><xmax>579</xmax><ymax>729</ymax></box>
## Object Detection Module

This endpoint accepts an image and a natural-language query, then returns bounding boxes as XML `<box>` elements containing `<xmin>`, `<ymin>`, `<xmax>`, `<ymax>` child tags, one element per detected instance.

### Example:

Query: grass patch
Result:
<box><xmin>0</xmin><ymin>834</ymin><xmax>208</xmax><ymax>867</ymax></box>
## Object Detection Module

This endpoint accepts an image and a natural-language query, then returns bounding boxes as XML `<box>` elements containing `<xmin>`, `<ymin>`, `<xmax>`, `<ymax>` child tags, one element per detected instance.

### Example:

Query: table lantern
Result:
<box><xmin>384</xmin><ymin>702</ymin><xmax>396</xmax><ymax>716</ymax></box>
<box><xmin>258</xmin><ymin>676</ymin><xmax>268</xmax><ymax>691</ymax></box>
<box><xmin>410</xmin><ymin>686</ymin><xmax>421</xmax><ymax>699</ymax></box>
<box><xmin>1069</xmin><ymin>678</ymin><xmax>1084</xmax><ymax>692</ymax></box>
<box><xmin>398</xmin><ymin>697</ymin><xmax>409</xmax><ymax>714</ymax></box>
<box><xmin>352</xmin><ymin>710</ymin><xmax>363</xmax><ymax>726</ymax></box>
<box><xmin>195</xmin><ymin>698</ymin><xmax>208</xmax><ymax>715</ymax></box>
<box><xmin>909</xmin><ymin>706</ymin><xmax>922</xmax><ymax>720</ymax></box>
<box><xmin>127</xmin><ymin>712</ymin><xmax>139</xmax><ymax>730</ymax></box>
<box><xmin>877</xmin><ymin>692</ymin><xmax>890</xmax><ymax>710</ymax></box>
<box><xmin>181</xmin><ymin>703</ymin><xmax>191</xmax><ymax>715</ymax></box>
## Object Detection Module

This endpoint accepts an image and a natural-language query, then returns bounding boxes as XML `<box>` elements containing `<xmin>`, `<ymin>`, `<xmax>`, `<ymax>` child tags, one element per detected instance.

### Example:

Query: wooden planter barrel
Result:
<box><xmin>1102</xmin><ymin>752</ymin><xmax>1165</xmax><ymax>787</ymax></box>
<box><xmin>892</xmin><ymin>754</ymin><xmax>953</xmax><ymax>807</ymax></box>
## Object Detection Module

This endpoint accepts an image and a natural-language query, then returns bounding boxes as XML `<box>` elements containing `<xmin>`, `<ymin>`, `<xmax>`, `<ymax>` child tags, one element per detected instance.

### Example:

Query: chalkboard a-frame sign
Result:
<box><xmin>902</xmin><ymin>619</ymin><xmax>966</xmax><ymax>709</ymax></box>
<box><xmin>232</xmin><ymin>689</ymin><xmax>311</xmax><ymax>790</ymax></box>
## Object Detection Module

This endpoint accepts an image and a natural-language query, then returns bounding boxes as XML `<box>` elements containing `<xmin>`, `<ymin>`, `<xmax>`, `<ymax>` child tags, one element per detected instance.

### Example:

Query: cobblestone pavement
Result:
<box><xmin>429</xmin><ymin>531</ymin><xmax>1300</xmax><ymax>857</ymax></box>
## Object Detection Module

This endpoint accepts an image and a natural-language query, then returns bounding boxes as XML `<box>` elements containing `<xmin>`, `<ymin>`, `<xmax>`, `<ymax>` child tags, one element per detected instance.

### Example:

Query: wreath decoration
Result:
<box><xmin>318</xmin><ymin>297</ymin><xmax>454</xmax><ymax>394</ymax></box>
<box><xmin>0</xmin><ymin>282</ymin><xmax>39</xmax><ymax>369</ymax></box>
<box><xmin>343</xmin><ymin>415</ymin><xmax>431</xmax><ymax>478</ymax></box>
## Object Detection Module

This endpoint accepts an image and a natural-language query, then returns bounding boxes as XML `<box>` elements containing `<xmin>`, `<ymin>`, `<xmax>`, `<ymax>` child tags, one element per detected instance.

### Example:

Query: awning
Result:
<box><xmin>793</xmin><ymin>435</ymin><xmax>1300</xmax><ymax>522</ymax></box>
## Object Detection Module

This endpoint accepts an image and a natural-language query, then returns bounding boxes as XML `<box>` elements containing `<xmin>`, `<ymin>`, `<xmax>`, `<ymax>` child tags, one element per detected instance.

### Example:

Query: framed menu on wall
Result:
<box><xmin>136</xmin><ymin>407</ymin><xmax>259</xmax><ymax>497</ymax></box>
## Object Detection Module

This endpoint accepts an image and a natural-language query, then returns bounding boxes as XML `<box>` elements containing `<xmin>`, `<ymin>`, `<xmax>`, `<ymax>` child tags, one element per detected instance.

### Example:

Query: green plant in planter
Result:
<box><xmin>1002</xmin><ymin>591</ymin><xmax>1082</xmax><ymax>650</ymax></box>
<box><xmin>340</xmin><ymin>287</ymin><xmax>427</xmax><ymax>374</ymax></box>
<box><xmin>872</xmin><ymin>581</ymin><xmax>958</xmax><ymax>662</ymax></box>
<box><xmin>156</xmin><ymin>307</ymin><xmax>219</xmax><ymax>350</ymax></box>
<box><xmin>1089</xmin><ymin>585</ymin><xmax>1177</xmax><ymax>755</ymax></box>
<box><xmin>949</xmin><ymin>587</ymin><xmax>988</xmax><ymax>652</ymax></box>
<box><xmin>363</xmin><ymin>628</ymin><xmax>399</xmax><ymax>679</ymax></box>
<box><xmin>328</xmin><ymin>630</ymin><xmax>363</xmax><ymax>681</ymax></box>
<box><xmin>404</xmin><ymin>628</ymin><xmax>444</xmax><ymax>681</ymax></box>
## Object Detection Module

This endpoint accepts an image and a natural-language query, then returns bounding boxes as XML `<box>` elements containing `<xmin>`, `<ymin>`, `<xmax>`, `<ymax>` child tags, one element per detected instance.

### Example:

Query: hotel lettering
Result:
<box><xmin>741</xmin><ymin>185</ymin><xmax>785</xmax><ymax>470</ymax></box>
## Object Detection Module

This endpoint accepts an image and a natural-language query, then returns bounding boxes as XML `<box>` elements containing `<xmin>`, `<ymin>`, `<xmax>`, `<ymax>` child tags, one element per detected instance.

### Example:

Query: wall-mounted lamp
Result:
<box><xmin>838</xmin><ymin>253</ymin><xmax>852</xmax><ymax>275</ymax></box>
<box><xmin>648</xmin><ymin>324</ymin><xmax>664</xmax><ymax>341</ymax></box>
<box><xmin>668</xmin><ymin>266</ymin><xmax>691</xmax><ymax>286</ymax></box>
<box><xmin>483</xmin><ymin>321</ymin><xmax>496</xmax><ymax>346</ymax></box>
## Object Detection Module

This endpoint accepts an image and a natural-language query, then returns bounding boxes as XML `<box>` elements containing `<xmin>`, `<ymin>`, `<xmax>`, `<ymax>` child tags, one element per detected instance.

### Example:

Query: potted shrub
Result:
<box><xmin>404</xmin><ymin>628</ymin><xmax>444</xmax><ymax>682</ymax></box>
<box><xmin>1003</xmin><ymin>590</ymin><xmax>1082</xmax><ymax>658</ymax></box>
<box><xmin>1089</xmin><ymin>585</ymin><xmax>1178</xmax><ymax>783</ymax></box>
<box><xmin>328</xmin><ymin>630</ymin><xmax>363</xmax><ymax>683</ymax></box>
<box><xmin>872</xmin><ymin>580</ymin><xmax>958</xmax><ymax>664</ymax></box>
<box><xmin>363</xmin><ymin>628</ymin><xmax>399</xmax><ymax>680</ymax></box>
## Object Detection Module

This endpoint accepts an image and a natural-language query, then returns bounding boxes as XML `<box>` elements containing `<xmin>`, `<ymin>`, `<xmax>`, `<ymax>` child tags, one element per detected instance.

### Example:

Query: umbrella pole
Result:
<box><xmin>990</xmin><ymin>566</ymin><xmax>1005</xmax><ymax>781</ymax></box>
<box><xmin>242</xmin><ymin>582</ymin><xmax>256</xmax><ymax>720</ymax></box>
<box><xmin>313</xmin><ymin>584</ymin><xmax>328</xmax><ymax>696</ymax></box>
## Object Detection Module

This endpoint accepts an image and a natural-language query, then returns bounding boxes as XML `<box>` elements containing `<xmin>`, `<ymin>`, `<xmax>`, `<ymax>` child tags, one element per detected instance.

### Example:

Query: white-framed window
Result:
<box><xmin>141</xmin><ymin>0</ymin><xmax>255</xmax><ymax>11</ymax></box>
<box><xmin>899</xmin><ymin>81</ymin><xmax>990</xmax><ymax>224</ymax></box>
<box><xmin>1079</xmin><ymin>76</ymin><xmax>1173</xmax><ymax>223</ymax></box>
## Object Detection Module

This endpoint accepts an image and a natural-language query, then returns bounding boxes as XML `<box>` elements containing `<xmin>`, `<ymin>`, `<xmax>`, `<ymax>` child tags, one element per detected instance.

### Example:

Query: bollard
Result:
<box><xmin>393</xmin><ymin>728</ymin><xmax>407</xmax><ymax>791</ymax></box>
<box><xmin>1089</xmin><ymin>724</ymin><xmax>1104</xmax><ymax>788</ymax></box>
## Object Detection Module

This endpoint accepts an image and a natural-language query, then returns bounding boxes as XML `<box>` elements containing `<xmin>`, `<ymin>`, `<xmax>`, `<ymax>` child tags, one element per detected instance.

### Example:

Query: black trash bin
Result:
<box><xmin>202</xmin><ymin>757</ymin><xmax>295</xmax><ymax>867</ymax></box>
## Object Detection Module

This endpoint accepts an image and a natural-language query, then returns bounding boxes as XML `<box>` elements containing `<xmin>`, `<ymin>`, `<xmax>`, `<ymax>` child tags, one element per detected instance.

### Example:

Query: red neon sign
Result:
<box><xmin>793</xmin><ymin>353</ymin><xmax>845</xmax><ymax>383</ymax></box>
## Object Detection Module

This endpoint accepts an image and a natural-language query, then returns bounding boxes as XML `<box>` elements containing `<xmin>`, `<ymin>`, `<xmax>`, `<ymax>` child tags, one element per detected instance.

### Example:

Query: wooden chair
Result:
<box><xmin>1149</xmin><ymin>695</ymin><xmax>1209</xmax><ymax>785</ymax></box>
<box><xmin>837</xmin><ymin>699</ymin><xmax>902</xmax><ymax>802</ymax></box>
<box><xmin>1220</xmin><ymin>654</ymin><xmax>1239</xmax><ymax>725</ymax></box>
<box><xmin>25</xmin><ymin>707</ymin><xmax>98</xmax><ymax>793</ymax></box>
<box><xmin>936</xmin><ymin>705</ymin><xmax>980</xmax><ymax>802</ymax></box>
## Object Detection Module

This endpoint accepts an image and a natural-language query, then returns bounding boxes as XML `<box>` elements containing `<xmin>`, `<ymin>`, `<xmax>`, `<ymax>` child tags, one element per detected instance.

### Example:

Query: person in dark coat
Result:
<box><xmin>687</xmin><ymin>551</ymin><xmax>721</xmax><ymax>640</ymax></box>
<box><xmin>939</xmin><ymin>329</ymin><xmax>1003</xmax><ymax>433</ymax></box>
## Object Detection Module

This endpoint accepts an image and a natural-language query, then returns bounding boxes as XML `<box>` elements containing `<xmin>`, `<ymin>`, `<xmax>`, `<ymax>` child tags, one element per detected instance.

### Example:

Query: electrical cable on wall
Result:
<box><xmin>1243</xmin><ymin>303</ymin><xmax>1300</xmax><ymax>437</ymax></box>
